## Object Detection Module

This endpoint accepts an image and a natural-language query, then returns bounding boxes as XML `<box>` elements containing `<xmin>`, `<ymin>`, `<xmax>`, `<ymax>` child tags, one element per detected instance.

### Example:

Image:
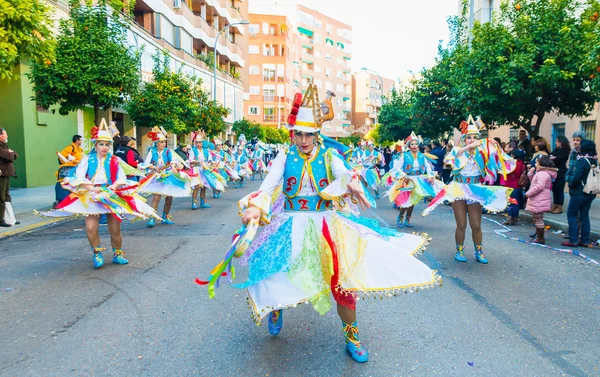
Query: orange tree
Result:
<box><xmin>0</xmin><ymin>0</ymin><xmax>54</xmax><ymax>80</ymax></box>
<box><xmin>231</xmin><ymin>118</ymin><xmax>264</xmax><ymax>140</ymax></box>
<box><xmin>28</xmin><ymin>0</ymin><xmax>141</xmax><ymax>124</ymax></box>
<box><xmin>126</xmin><ymin>52</ymin><xmax>228</xmax><ymax>136</ymax></box>
<box><xmin>454</xmin><ymin>0</ymin><xmax>600</xmax><ymax>137</ymax></box>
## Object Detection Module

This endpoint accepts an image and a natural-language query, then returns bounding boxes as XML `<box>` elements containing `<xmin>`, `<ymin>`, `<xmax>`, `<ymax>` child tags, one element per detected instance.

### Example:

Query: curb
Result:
<box><xmin>0</xmin><ymin>217</ymin><xmax>68</xmax><ymax>239</ymax></box>
<box><xmin>518</xmin><ymin>212</ymin><xmax>600</xmax><ymax>242</ymax></box>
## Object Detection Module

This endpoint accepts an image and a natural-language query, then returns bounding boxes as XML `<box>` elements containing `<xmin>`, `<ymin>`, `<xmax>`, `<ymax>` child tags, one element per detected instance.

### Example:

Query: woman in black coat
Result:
<box><xmin>549</xmin><ymin>135</ymin><xmax>571</xmax><ymax>214</ymax></box>
<box><xmin>562</xmin><ymin>140</ymin><xmax>597</xmax><ymax>248</ymax></box>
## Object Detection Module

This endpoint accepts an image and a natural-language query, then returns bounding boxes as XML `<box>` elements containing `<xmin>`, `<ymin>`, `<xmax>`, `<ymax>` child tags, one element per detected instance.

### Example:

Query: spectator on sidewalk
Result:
<box><xmin>525</xmin><ymin>155</ymin><xmax>557</xmax><ymax>245</ymax></box>
<box><xmin>174</xmin><ymin>144</ymin><xmax>190</xmax><ymax>162</ymax></box>
<box><xmin>568</xmin><ymin>131</ymin><xmax>586</xmax><ymax>171</ymax></box>
<box><xmin>442</xmin><ymin>143</ymin><xmax>453</xmax><ymax>184</ymax></box>
<box><xmin>501</xmin><ymin>143</ymin><xmax>526</xmax><ymax>225</ymax></box>
<box><xmin>528</xmin><ymin>139</ymin><xmax>550</xmax><ymax>173</ymax></box>
<box><xmin>55</xmin><ymin>135</ymin><xmax>84</xmax><ymax>206</ymax></box>
<box><xmin>114</xmin><ymin>136</ymin><xmax>144</xmax><ymax>182</ymax></box>
<box><xmin>517</xmin><ymin>129</ymin><xmax>533</xmax><ymax>161</ymax></box>
<box><xmin>0</xmin><ymin>127</ymin><xmax>18</xmax><ymax>227</ymax></box>
<box><xmin>549</xmin><ymin>135</ymin><xmax>571</xmax><ymax>214</ymax></box>
<box><xmin>563</xmin><ymin>139</ymin><xmax>598</xmax><ymax>248</ymax></box>
<box><xmin>430</xmin><ymin>140</ymin><xmax>445</xmax><ymax>178</ymax></box>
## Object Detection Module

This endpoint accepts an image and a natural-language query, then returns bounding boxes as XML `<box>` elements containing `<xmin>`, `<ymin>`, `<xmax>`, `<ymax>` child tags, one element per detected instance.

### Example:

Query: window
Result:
<box><xmin>249</xmin><ymin>65</ymin><xmax>259</xmax><ymax>75</ymax></box>
<box><xmin>336</xmin><ymin>84</ymin><xmax>344</xmax><ymax>93</ymax></box>
<box><xmin>315</xmin><ymin>19</ymin><xmax>322</xmax><ymax>29</ymax></box>
<box><xmin>249</xmin><ymin>86</ymin><xmax>260</xmax><ymax>95</ymax></box>
<box><xmin>552</xmin><ymin>123</ymin><xmax>566</xmax><ymax>146</ymax></box>
<box><xmin>315</xmin><ymin>34</ymin><xmax>321</xmax><ymax>43</ymax></box>
<box><xmin>325</xmin><ymin>53</ymin><xmax>332</xmax><ymax>61</ymax></box>
<box><xmin>314</xmin><ymin>65</ymin><xmax>322</xmax><ymax>73</ymax></box>
<box><xmin>314</xmin><ymin>79</ymin><xmax>322</xmax><ymax>88</ymax></box>
<box><xmin>298</xmin><ymin>11</ymin><xmax>314</xmax><ymax>26</ymax></box>
<box><xmin>248</xmin><ymin>106</ymin><xmax>259</xmax><ymax>115</ymax></box>
<box><xmin>581</xmin><ymin>120</ymin><xmax>596</xmax><ymax>141</ymax></box>
<box><xmin>249</xmin><ymin>45</ymin><xmax>260</xmax><ymax>54</ymax></box>
<box><xmin>336</xmin><ymin>70</ymin><xmax>343</xmax><ymax>79</ymax></box>
<box><xmin>263</xmin><ymin>88</ymin><xmax>276</xmax><ymax>102</ymax></box>
<box><xmin>249</xmin><ymin>24</ymin><xmax>259</xmax><ymax>36</ymax></box>
<box><xmin>509</xmin><ymin>128</ymin><xmax>519</xmax><ymax>142</ymax></box>
<box><xmin>325</xmin><ymin>67</ymin><xmax>331</xmax><ymax>77</ymax></box>
<box><xmin>326</xmin><ymin>24</ymin><xmax>333</xmax><ymax>34</ymax></box>
<box><xmin>263</xmin><ymin>106</ymin><xmax>276</xmax><ymax>122</ymax></box>
<box><xmin>263</xmin><ymin>65</ymin><xmax>276</xmax><ymax>82</ymax></box>
<box><xmin>326</xmin><ymin>81</ymin><xmax>333</xmax><ymax>90</ymax></box>
<box><xmin>314</xmin><ymin>50</ymin><xmax>321</xmax><ymax>58</ymax></box>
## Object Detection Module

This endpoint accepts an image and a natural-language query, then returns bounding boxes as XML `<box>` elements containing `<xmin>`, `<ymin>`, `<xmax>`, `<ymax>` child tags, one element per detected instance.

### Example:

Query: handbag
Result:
<box><xmin>582</xmin><ymin>158</ymin><xmax>600</xmax><ymax>195</ymax></box>
<box><xmin>518</xmin><ymin>168</ymin><xmax>530</xmax><ymax>188</ymax></box>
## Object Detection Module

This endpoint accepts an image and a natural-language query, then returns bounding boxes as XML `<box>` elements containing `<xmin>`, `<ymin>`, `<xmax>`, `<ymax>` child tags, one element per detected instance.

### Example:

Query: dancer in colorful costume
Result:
<box><xmin>138</xmin><ymin>127</ymin><xmax>191</xmax><ymax>227</ymax></box>
<box><xmin>387</xmin><ymin>132</ymin><xmax>443</xmax><ymax>228</ymax></box>
<box><xmin>423</xmin><ymin>116</ymin><xmax>515</xmax><ymax>264</ymax></box>
<box><xmin>189</xmin><ymin>136</ymin><xmax>226</xmax><ymax>208</ymax></box>
<box><xmin>351</xmin><ymin>141</ymin><xmax>380</xmax><ymax>199</ymax></box>
<box><xmin>215</xmin><ymin>85</ymin><xmax>441</xmax><ymax>363</ymax></box>
<box><xmin>233</xmin><ymin>144</ymin><xmax>250</xmax><ymax>188</ymax></box>
<box><xmin>364</xmin><ymin>141</ymin><xmax>383</xmax><ymax>199</ymax></box>
<box><xmin>249</xmin><ymin>143</ymin><xmax>266</xmax><ymax>180</ymax></box>
<box><xmin>40</xmin><ymin>120</ymin><xmax>161</xmax><ymax>269</ymax></box>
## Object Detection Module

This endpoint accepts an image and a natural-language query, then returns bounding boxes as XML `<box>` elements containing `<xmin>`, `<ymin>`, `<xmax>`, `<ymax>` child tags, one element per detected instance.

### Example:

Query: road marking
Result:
<box><xmin>0</xmin><ymin>218</ymin><xmax>67</xmax><ymax>239</ymax></box>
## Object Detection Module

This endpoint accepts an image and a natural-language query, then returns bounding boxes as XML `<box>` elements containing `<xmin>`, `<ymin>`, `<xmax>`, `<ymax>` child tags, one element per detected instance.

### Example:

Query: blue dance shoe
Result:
<box><xmin>268</xmin><ymin>309</ymin><xmax>283</xmax><ymax>336</ymax></box>
<box><xmin>92</xmin><ymin>247</ymin><xmax>105</xmax><ymax>269</ymax></box>
<box><xmin>191</xmin><ymin>201</ymin><xmax>198</xmax><ymax>210</ymax></box>
<box><xmin>454</xmin><ymin>244</ymin><xmax>467</xmax><ymax>262</ymax></box>
<box><xmin>200</xmin><ymin>199</ymin><xmax>211</xmax><ymax>209</ymax></box>
<box><xmin>475</xmin><ymin>244</ymin><xmax>488</xmax><ymax>264</ymax></box>
<box><xmin>343</xmin><ymin>321</ymin><xmax>368</xmax><ymax>363</ymax></box>
<box><xmin>162</xmin><ymin>214</ymin><xmax>175</xmax><ymax>225</ymax></box>
<box><xmin>112</xmin><ymin>249</ymin><xmax>129</xmax><ymax>265</ymax></box>
<box><xmin>147</xmin><ymin>218</ymin><xmax>155</xmax><ymax>228</ymax></box>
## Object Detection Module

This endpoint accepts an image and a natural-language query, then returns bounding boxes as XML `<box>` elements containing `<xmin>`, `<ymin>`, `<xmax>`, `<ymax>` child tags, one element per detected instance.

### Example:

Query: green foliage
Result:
<box><xmin>29</xmin><ymin>0</ymin><xmax>141</xmax><ymax>122</ymax></box>
<box><xmin>378</xmin><ymin>0</ymin><xmax>600</xmax><ymax>139</ymax></box>
<box><xmin>0</xmin><ymin>0</ymin><xmax>55</xmax><ymax>80</ymax></box>
<box><xmin>454</xmin><ymin>0</ymin><xmax>600</xmax><ymax>136</ymax></box>
<box><xmin>378</xmin><ymin>87</ymin><xmax>416</xmax><ymax>142</ymax></box>
<box><xmin>232</xmin><ymin>118</ymin><xmax>264</xmax><ymax>140</ymax></box>
<box><xmin>197</xmin><ymin>51</ymin><xmax>215</xmax><ymax>69</ymax></box>
<box><xmin>337</xmin><ymin>135</ymin><xmax>361</xmax><ymax>147</ymax></box>
<box><xmin>126</xmin><ymin>51</ymin><xmax>228</xmax><ymax>136</ymax></box>
<box><xmin>262</xmin><ymin>126</ymin><xmax>289</xmax><ymax>144</ymax></box>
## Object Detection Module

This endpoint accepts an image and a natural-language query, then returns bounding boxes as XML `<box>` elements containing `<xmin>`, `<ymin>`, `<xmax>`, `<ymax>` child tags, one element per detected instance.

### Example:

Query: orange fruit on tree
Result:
<box><xmin>515</xmin><ymin>3</ymin><xmax>521</xmax><ymax>10</ymax></box>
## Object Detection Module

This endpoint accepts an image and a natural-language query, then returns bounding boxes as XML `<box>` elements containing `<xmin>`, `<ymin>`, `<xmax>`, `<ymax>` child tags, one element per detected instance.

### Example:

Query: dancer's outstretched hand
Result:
<box><xmin>348</xmin><ymin>177</ymin><xmax>371</xmax><ymax>210</ymax></box>
<box><xmin>242</xmin><ymin>206</ymin><xmax>261</xmax><ymax>225</ymax></box>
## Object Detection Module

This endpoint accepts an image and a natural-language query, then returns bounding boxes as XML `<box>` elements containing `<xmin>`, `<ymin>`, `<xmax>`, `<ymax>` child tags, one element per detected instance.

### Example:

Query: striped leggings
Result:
<box><xmin>532</xmin><ymin>212</ymin><xmax>545</xmax><ymax>228</ymax></box>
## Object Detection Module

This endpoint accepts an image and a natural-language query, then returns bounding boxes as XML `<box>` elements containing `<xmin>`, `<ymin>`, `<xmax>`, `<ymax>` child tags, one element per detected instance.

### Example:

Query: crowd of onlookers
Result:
<box><xmin>371</xmin><ymin>129</ymin><xmax>598</xmax><ymax>247</ymax></box>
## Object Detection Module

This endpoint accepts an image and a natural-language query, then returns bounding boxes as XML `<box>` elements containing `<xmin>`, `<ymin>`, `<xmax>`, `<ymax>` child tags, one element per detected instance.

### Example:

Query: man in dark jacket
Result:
<box><xmin>517</xmin><ymin>130</ymin><xmax>533</xmax><ymax>161</ymax></box>
<box><xmin>0</xmin><ymin>128</ymin><xmax>18</xmax><ymax>227</ymax></box>
<box><xmin>430</xmin><ymin>140</ymin><xmax>446</xmax><ymax>177</ymax></box>
<box><xmin>563</xmin><ymin>139</ymin><xmax>597</xmax><ymax>248</ymax></box>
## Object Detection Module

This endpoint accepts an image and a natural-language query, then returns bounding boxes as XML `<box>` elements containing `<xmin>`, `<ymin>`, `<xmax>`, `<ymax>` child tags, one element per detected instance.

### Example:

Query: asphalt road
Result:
<box><xmin>1</xmin><ymin>179</ymin><xmax>599</xmax><ymax>377</ymax></box>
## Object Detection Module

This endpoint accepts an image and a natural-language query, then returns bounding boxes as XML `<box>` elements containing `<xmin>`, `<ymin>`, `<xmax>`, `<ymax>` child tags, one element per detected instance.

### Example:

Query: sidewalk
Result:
<box><xmin>0</xmin><ymin>185</ymin><xmax>64</xmax><ymax>238</ymax></box>
<box><xmin>516</xmin><ymin>193</ymin><xmax>600</xmax><ymax>242</ymax></box>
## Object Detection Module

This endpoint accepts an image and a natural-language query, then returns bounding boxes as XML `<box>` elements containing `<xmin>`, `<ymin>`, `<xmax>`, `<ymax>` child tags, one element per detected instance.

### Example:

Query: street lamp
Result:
<box><xmin>360</xmin><ymin>67</ymin><xmax>384</xmax><ymax>126</ymax></box>
<box><xmin>213</xmin><ymin>20</ymin><xmax>250</xmax><ymax>102</ymax></box>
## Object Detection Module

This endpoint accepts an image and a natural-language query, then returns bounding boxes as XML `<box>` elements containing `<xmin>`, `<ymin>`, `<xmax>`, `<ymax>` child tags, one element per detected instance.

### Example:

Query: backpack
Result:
<box><xmin>582</xmin><ymin>158</ymin><xmax>600</xmax><ymax>195</ymax></box>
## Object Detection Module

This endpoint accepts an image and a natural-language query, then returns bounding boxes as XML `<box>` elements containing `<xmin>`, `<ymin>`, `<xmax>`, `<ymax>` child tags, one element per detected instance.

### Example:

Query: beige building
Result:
<box><xmin>249</xmin><ymin>3</ymin><xmax>353</xmax><ymax>137</ymax></box>
<box><xmin>133</xmin><ymin>0</ymin><xmax>249</xmax><ymax>144</ymax></box>
<box><xmin>459</xmin><ymin>0</ymin><xmax>600</xmax><ymax>145</ymax></box>
<box><xmin>244</xmin><ymin>14</ymin><xmax>300</xmax><ymax>128</ymax></box>
<box><xmin>351</xmin><ymin>71</ymin><xmax>396</xmax><ymax>136</ymax></box>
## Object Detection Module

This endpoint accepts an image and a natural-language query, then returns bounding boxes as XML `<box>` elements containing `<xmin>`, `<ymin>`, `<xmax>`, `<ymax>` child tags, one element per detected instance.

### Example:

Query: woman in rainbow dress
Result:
<box><xmin>225</xmin><ymin>85</ymin><xmax>441</xmax><ymax>363</ymax></box>
<box><xmin>386</xmin><ymin>132</ymin><xmax>444</xmax><ymax>228</ymax></box>
<box><xmin>138</xmin><ymin>127</ymin><xmax>192</xmax><ymax>227</ymax></box>
<box><xmin>40</xmin><ymin>120</ymin><xmax>161</xmax><ymax>269</ymax></box>
<box><xmin>423</xmin><ymin>116</ymin><xmax>515</xmax><ymax>264</ymax></box>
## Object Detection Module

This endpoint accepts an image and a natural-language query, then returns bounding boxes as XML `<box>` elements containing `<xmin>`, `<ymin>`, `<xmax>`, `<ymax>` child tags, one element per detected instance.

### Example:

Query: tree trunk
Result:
<box><xmin>94</xmin><ymin>105</ymin><xmax>100</xmax><ymax>126</ymax></box>
<box><xmin>531</xmin><ymin>112</ymin><xmax>545</xmax><ymax>138</ymax></box>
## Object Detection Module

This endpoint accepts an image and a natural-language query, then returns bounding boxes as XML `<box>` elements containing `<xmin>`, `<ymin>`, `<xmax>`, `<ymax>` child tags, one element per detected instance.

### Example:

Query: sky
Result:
<box><xmin>250</xmin><ymin>0</ymin><xmax>459</xmax><ymax>82</ymax></box>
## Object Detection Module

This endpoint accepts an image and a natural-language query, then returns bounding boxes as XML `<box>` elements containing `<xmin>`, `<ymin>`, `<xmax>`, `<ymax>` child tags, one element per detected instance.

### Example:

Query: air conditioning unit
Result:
<box><xmin>173</xmin><ymin>0</ymin><xmax>181</xmax><ymax>9</ymax></box>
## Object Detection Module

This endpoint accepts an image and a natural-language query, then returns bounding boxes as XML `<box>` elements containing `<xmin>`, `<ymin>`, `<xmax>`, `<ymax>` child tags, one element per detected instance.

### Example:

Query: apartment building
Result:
<box><xmin>460</xmin><ymin>0</ymin><xmax>600</xmax><ymax>145</ymax></box>
<box><xmin>245</xmin><ymin>14</ymin><xmax>300</xmax><ymax>128</ymax></box>
<box><xmin>351</xmin><ymin>71</ymin><xmax>396</xmax><ymax>135</ymax></box>
<box><xmin>249</xmin><ymin>3</ymin><xmax>353</xmax><ymax>137</ymax></box>
<box><xmin>0</xmin><ymin>0</ymin><xmax>249</xmax><ymax>187</ymax></box>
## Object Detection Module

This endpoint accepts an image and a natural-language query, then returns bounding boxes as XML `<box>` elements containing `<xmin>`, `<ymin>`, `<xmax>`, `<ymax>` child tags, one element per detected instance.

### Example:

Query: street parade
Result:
<box><xmin>2</xmin><ymin>0</ymin><xmax>599</xmax><ymax>376</ymax></box>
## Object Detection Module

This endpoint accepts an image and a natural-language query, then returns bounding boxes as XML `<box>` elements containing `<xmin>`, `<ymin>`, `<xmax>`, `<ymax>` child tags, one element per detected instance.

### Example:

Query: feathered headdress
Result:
<box><xmin>147</xmin><ymin>126</ymin><xmax>167</xmax><ymax>142</ymax></box>
<box><xmin>90</xmin><ymin>119</ymin><xmax>113</xmax><ymax>143</ymax></box>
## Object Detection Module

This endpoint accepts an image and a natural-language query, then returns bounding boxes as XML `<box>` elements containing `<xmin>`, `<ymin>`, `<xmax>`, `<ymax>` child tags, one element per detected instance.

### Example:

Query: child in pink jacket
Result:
<box><xmin>525</xmin><ymin>155</ymin><xmax>558</xmax><ymax>244</ymax></box>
